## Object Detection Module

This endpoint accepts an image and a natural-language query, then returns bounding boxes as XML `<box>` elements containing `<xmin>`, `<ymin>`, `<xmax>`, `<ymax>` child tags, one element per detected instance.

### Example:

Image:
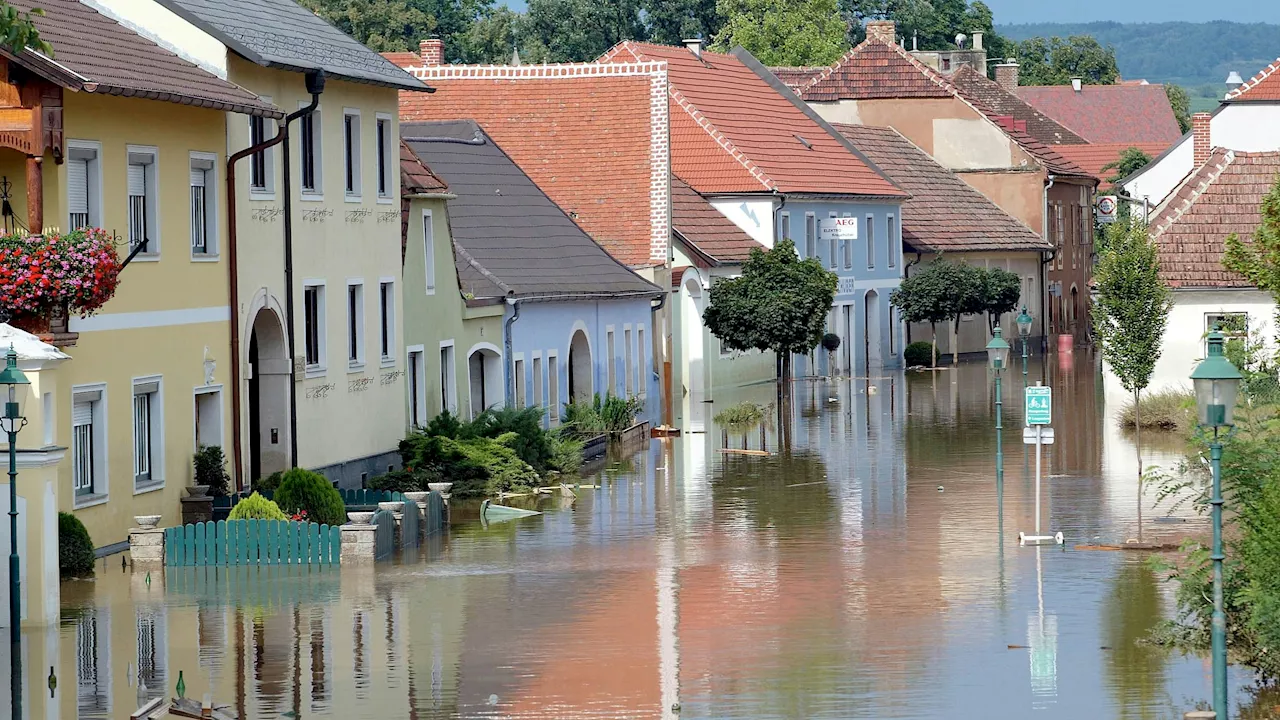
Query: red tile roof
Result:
<box><xmin>399</xmin><ymin>140</ymin><xmax>448</xmax><ymax>194</ymax></box>
<box><xmin>948</xmin><ymin>66</ymin><xmax>1087</xmax><ymax>146</ymax></box>
<box><xmin>1227</xmin><ymin>57</ymin><xmax>1280</xmax><ymax>101</ymax></box>
<box><xmin>396</xmin><ymin>62</ymin><xmax>670</xmax><ymax>267</ymax></box>
<box><xmin>670</xmin><ymin>175</ymin><xmax>764</xmax><ymax>264</ymax></box>
<box><xmin>1015</xmin><ymin>84</ymin><xmax>1183</xmax><ymax>144</ymax></box>
<box><xmin>768</xmin><ymin>66</ymin><xmax>823</xmax><ymax>92</ymax></box>
<box><xmin>1054</xmin><ymin>142</ymin><xmax>1169</xmax><ymax>181</ymax></box>
<box><xmin>380</xmin><ymin>51</ymin><xmax>422</xmax><ymax>68</ymax></box>
<box><xmin>1149</xmin><ymin>149</ymin><xmax>1280</xmax><ymax>288</ymax></box>
<box><xmin>834</xmin><ymin>124</ymin><xmax>1050</xmax><ymax>253</ymax></box>
<box><xmin>603</xmin><ymin>42</ymin><xmax>906</xmax><ymax>198</ymax></box>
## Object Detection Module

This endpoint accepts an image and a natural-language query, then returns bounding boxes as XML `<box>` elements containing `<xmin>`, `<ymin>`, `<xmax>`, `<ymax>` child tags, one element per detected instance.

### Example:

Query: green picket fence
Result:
<box><xmin>164</xmin><ymin>519</ymin><xmax>341</xmax><ymax>566</ymax></box>
<box><xmin>424</xmin><ymin>490</ymin><xmax>446</xmax><ymax>536</ymax></box>
<box><xmin>339</xmin><ymin>489</ymin><xmax>407</xmax><ymax>507</ymax></box>
<box><xmin>371</xmin><ymin>509</ymin><xmax>395</xmax><ymax>560</ymax></box>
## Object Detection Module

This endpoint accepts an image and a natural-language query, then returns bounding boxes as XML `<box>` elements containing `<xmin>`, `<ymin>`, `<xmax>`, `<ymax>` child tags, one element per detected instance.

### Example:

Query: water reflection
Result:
<box><xmin>20</xmin><ymin>351</ymin><xmax>1263</xmax><ymax>718</ymax></box>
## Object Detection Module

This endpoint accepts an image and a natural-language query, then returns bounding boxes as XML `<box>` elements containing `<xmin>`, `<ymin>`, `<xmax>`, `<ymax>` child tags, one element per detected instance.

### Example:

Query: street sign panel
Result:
<box><xmin>1097</xmin><ymin>195</ymin><xmax>1117</xmax><ymax>224</ymax></box>
<box><xmin>1023</xmin><ymin>427</ymin><xmax>1055</xmax><ymax>445</ymax></box>
<box><xmin>1026</xmin><ymin>386</ymin><xmax>1052</xmax><ymax>425</ymax></box>
<box><xmin>819</xmin><ymin>216</ymin><xmax>858</xmax><ymax>240</ymax></box>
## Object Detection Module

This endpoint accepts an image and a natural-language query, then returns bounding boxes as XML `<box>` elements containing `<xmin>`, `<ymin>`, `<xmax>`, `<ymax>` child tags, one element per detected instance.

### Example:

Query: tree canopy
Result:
<box><xmin>1014</xmin><ymin>34</ymin><xmax>1119</xmax><ymax>85</ymax></box>
<box><xmin>1224</xmin><ymin>176</ymin><xmax>1280</xmax><ymax>310</ymax></box>
<box><xmin>1165</xmin><ymin>83</ymin><xmax>1191</xmax><ymax>134</ymax></box>
<box><xmin>1091</xmin><ymin>220</ymin><xmax>1172</xmax><ymax>396</ymax></box>
<box><xmin>890</xmin><ymin>259</ymin><xmax>1017</xmax><ymax>363</ymax></box>
<box><xmin>711</xmin><ymin>0</ymin><xmax>848</xmax><ymax>66</ymax></box>
<box><xmin>0</xmin><ymin>2</ymin><xmax>49</xmax><ymax>56</ymax></box>
<box><xmin>1100</xmin><ymin>147</ymin><xmax>1153</xmax><ymax>188</ymax></box>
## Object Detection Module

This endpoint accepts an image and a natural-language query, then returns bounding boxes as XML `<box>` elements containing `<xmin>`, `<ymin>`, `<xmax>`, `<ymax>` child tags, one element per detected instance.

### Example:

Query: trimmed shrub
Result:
<box><xmin>58</xmin><ymin>512</ymin><xmax>94</xmax><ymax>578</ymax></box>
<box><xmin>253</xmin><ymin>471</ymin><xmax>283</xmax><ymax>494</ymax></box>
<box><xmin>193</xmin><ymin>445</ymin><xmax>231</xmax><ymax>497</ymax></box>
<box><xmin>821</xmin><ymin>332</ymin><xmax>841</xmax><ymax>352</ymax></box>
<box><xmin>905</xmin><ymin>341</ymin><xmax>935</xmax><ymax>368</ymax></box>
<box><xmin>367</xmin><ymin>469</ymin><xmax>425</xmax><ymax>493</ymax></box>
<box><xmin>273</xmin><ymin>469</ymin><xmax>346</xmax><ymax>526</ymax></box>
<box><xmin>228</xmin><ymin>492</ymin><xmax>288</xmax><ymax>521</ymax></box>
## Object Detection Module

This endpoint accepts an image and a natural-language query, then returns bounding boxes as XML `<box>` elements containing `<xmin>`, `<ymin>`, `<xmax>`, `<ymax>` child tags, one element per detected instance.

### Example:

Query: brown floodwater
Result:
<box><xmin>23</xmin><ymin>350</ymin><xmax>1277</xmax><ymax>718</ymax></box>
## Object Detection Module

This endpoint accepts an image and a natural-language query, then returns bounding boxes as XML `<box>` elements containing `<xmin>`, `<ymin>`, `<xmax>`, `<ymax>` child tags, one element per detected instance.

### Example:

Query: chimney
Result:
<box><xmin>1070</xmin><ymin>77</ymin><xmax>1082</xmax><ymax>92</ymax></box>
<box><xmin>994</xmin><ymin>59</ymin><xmax>1019</xmax><ymax>92</ymax></box>
<box><xmin>419</xmin><ymin>38</ymin><xmax>444</xmax><ymax>66</ymax></box>
<box><xmin>1193</xmin><ymin>112</ymin><xmax>1212</xmax><ymax>167</ymax></box>
<box><xmin>683</xmin><ymin>38</ymin><xmax>702</xmax><ymax>58</ymax></box>
<box><xmin>1226</xmin><ymin>70</ymin><xmax>1244</xmax><ymax>96</ymax></box>
<box><xmin>971</xmin><ymin>30</ymin><xmax>984</xmax><ymax>51</ymax></box>
<box><xmin>866</xmin><ymin>20</ymin><xmax>896</xmax><ymax>44</ymax></box>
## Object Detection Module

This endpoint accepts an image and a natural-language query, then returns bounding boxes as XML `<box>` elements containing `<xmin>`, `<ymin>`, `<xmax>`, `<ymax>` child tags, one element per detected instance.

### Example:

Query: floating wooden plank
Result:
<box><xmin>718</xmin><ymin>448</ymin><xmax>771</xmax><ymax>456</ymax></box>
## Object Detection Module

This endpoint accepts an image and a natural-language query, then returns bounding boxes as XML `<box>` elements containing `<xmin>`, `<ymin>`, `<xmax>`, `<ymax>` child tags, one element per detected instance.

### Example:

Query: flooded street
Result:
<box><xmin>32</xmin><ymin>351</ymin><xmax>1270</xmax><ymax>718</ymax></box>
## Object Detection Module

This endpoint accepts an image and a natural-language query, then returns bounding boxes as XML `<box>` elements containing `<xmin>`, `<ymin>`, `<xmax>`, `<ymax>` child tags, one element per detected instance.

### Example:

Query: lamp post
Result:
<box><xmin>0</xmin><ymin>346</ymin><xmax>29</xmax><ymax>639</ymax></box>
<box><xmin>1190</xmin><ymin>331</ymin><xmax>1242</xmax><ymax>720</ymax></box>
<box><xmin>1016</xmin><ymin>306</ymin><xmax>1034</xmax><ymax>386</ymax></box>
<box><xmin>986</xmin><ymin>328</ymin><xmax>1011</xmax><ymax>502</ymax></box>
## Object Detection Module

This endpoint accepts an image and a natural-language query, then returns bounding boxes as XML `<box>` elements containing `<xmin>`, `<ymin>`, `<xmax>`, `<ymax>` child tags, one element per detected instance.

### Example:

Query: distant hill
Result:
<box><xmin>998</xmin><ymin>21</ymin><xmax>1280</xmax><ymax>88</ymax></box>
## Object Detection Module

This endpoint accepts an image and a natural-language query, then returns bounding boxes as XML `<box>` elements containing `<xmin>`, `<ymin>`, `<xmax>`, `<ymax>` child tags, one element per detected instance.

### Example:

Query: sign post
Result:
<box><xmin>1021</xmin><ymin>383</ymin><xmax>1063</xmax><ymax>545</ymax></box>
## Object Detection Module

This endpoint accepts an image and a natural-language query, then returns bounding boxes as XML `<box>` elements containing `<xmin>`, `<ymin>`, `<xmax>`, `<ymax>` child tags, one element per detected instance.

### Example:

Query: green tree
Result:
<box><xmin>1165</xmin><ymin>83</ymin><xmax>1191</xmax><ymax>134</ymax></box>
<box><xmin>457</xmin><ymin>6</ymin><xmax>526</xmax><ymax>63</ymax></box>
<box><xmin>1090</xmin><ymin>220</ymin><xmax>1172</xmax><ymax>517</ymax></box>
<box><xmin>1224</xmin><ymin>177</ymin><xmax>1280</xmax><ymax>321</ymax></box>
<box><xmin>644</xmin><ymin>0</ymin><xmax>721</xmax><ymax>46</ymax></box>
<box><xmin>702</xmin><ymin>238</ymin><xmax>838</xmax><ymax>385</ymax></box>
<box><xmin>521</xmin><ymin>0</ymin><xmax>645</xmax><ymax>62</ymax></box>
<box><xmin>1099</xmin><ymin>147</ymin><xmax>1153</xmax><ymax>188</ymax></box>
<box><xmin>299</xmin><ymin>0</ymin><xmax>494</xmax><ymax>58</ymax></box>
<box><xmin>889</xmin><ymin>258</ymin><xmax>966</xmax><ymax>366</ymax></box>
<box><xmin>0</xmin><ymin>2</ymin><xmax>49</xmax><ymax>55</ymax></box>
<box><xmin>978</xmin><ymin>265</ymin><xmax>1022</xmax><ymax>333</ymax></box>
<box><xmin>711</xmin><ymin>0</ymin><xmax>848</xmax><ymax>66</ymax></box>
<box><xmin>1015</xmin><ymin>35</ymin><xmax>1119</xmax><ymax>85</ymax></box>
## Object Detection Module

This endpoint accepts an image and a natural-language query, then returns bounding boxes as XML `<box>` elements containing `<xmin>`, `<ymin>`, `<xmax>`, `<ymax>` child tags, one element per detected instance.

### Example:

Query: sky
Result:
<box><xmin>987</xmin><ymin>0</ymin><xmax>1280</xmax><ymax>25</ymax></box>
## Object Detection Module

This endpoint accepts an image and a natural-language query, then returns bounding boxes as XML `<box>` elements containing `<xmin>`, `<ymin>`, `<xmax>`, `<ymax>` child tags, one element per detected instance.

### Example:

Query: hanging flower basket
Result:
<box><xmin>0</xmin><ymin>228</ymin><xmax>122</xmax><ymax>324</ymax></box>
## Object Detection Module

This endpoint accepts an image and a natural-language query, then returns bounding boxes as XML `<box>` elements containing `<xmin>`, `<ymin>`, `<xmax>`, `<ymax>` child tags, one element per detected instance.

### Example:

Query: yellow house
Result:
<box><xmin>98</xmin><ymin>0</ymin><xmax>431</xmax><ymax>487</ymax></box>
<box><xmin>0</xmin><ymin>0</ymin><xmax>281</xmax><ymax>620</ymax></box>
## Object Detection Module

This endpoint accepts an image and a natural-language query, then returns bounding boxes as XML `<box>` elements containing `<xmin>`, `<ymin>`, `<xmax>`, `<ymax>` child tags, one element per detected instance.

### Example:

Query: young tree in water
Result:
<box><xmin>703</xmin><ymin>237</ymin><xmax>838</xmax><ymax>388</ymax></box>
<box><xmin>1091</xmin><ymin>220</ymin><xmax>1172</xmax><ymax>526</ymax></box>
<box><xmin>979</xmin><ymin>265</ymin><xmax>1022</xmax><ymax>334</ymax></box>
<box><xmin>890</xmin><ymin>258</ymin><xmax>964</xmax><ymax>367</ymax></box>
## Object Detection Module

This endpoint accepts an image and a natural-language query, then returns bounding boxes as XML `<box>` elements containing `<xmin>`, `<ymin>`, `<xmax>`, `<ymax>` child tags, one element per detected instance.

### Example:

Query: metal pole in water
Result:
<box><xmin>1034</xmin><ymin>425</ymin><xmax>1042</xmax><ymax>536</ymax></box>
<box><xmin>1210</xmin><ymin>434</ymin><xmax>1227</xmax><ymax>720</ymax></box>
<box><xmin>995</xmin><ymin>370</ymin><xmax>1003</xmax><ymax>504</ymax></box>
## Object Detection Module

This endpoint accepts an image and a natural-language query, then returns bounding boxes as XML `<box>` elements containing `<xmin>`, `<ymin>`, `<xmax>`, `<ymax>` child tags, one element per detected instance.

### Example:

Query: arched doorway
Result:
<box><xmin>681</xmin><ymin>276</ymin><xmax>705</xmax><ymax>399</ymax></box>
<box><xmin>568</xmin><ymin>329</ymin><xmax>593</xmax><ymax>405</ymax></box>
<box><xmin>467</xmin><ymin>345</ymin><xmax>503</xmax><ymax>418</ymax></box>
<box><xmin>247</xmin><ymin>309</ymin><xmax>289</xmax><ymax>483</ymax></box>
<box><xmin>864</xmin><ymin>290</ymin><xmax>882</xmax><ymax>371</ymax></box>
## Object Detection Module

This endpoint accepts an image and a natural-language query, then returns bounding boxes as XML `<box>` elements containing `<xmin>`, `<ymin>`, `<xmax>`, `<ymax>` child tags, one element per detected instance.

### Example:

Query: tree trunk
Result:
<box><xmin>1135</xmin><ymin>388</ymin><xmax>1143</xmax><ymax>543</ymax></box>
<box><xmin>930</xmin><ymin>323</ymin><xmax>938</xmax><ymax>367</ymax></box>
<box><xmin>952</xmin><ymin>316</ymin><xmax>961</xmax><ymax>366</ymax></box>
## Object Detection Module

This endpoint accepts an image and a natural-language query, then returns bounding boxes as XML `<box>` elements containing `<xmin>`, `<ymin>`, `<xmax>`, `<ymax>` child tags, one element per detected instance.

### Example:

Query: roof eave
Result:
<box><xmin>404</xmin><ymin>191</ymin><xmax>456</xmax><ymax>200</ymax></box>
<box><xmin>84</xmin><ymin>84</ymin><xmax>283</xmax><ymax>118</ymax></box>
<box><xmin>672</xmin><ymin>228</ymin><xmax>726</xmax><ymax>267</ymax></box>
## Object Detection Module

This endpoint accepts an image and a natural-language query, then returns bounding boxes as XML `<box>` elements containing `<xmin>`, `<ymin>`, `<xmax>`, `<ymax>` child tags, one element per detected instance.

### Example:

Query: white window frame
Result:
<box><xmin>887</xmin><ymin>214</ymin><xmax>897</xmax><ymax>268</ymax></box>
<box><xmin>406</xmin><ymin>345</ymin><xmax>426</xmax><ymax>427</ymax></box>
<box><xmin>378</xmin><ymin>277</ymin><xmax>396</xmax><ymax>367</ymax></box>
<box><xmin>828</xmin><ymin>212</ymin><xmax>837</xmax><ymax>269</ymax></box>
<box><xmin>192</xmin><ymin>385</ymin><xmax>224</xmax><ymax>452</ymax></box>
<box><xmin>866</xmin><ymin>214</ymin><xmax>875</xmax><ymax>269</ymax></box>
<box><xmin>248</xmin><ymin>98</ymin><xmax>277</xmax><ymax>200</ymax></box>
<box><xmin>842</xmin><ymin>212</ymin><xmax>854</xmax><ymax>269</ymax></box>
<box><xmin>624</xmin><ymin>325</ymin><xmax>634</xmax><ymax>397</ymax></box>
<box><xmin>343</xmin><ymin>107</ymin><xmax>362</xmax><ymax>202</ymax></box>
<box><xmin>531</xmin><ymin>352</ymin><xmax>544</xmax><ymax>411</ymax></box>
<box><xmin>75</xmin><ymin>607</ymin><xmax>111</xmax><ymax>714</ymax></box>
<box><xmin>346</xmin><ymin>279</ymin><xmax>365</xmax><ymax>370</ymax></box>
<box><xmin>303</xmin><ymin>280</ymin><xmax>327</xmax><ymax>377</ymax></box>
<box><xmin>376</xmin><ymin>113</ymin><xmax>393</xmax><ymax>203</ymax></box>
<box><xmin>513</xmin><ymin>354</ymin><xmax>526</xmax><ymax>408</ymax></box>
<box><xmin>636</xmin><ymin>325</ymin><xmax>646</xmax><ymax>400</ymax></box>
<box><xmin>423</xmin><ymin>208</ymin><xmax>436</xmax><ymax>295</ymax></box>
<box><xmin>127</xmin><ymin>145</ymin><xmax>160</xmax><ymax>259</ymax></box>
<box><xmin>66</xmin><ymin>139</ymin><xmax>102</xmax><ymax>231</ymax></box>
<box><xmin>804</xmin><ymin>212</ymin><xmax>816</xmax><ymax>260</ymax></box>
<box><xmin>439</xmin><ymin>340</ymin><xmax>457</xmax><ymax>415</ymax></box>
<box><xmin>778</xmin><ymin>211</ymin><xmax>790</xmax><ymax>245</ymax></box>
<box><xmin>71</xmin><ymin>383</ymin><xmax>108</xmax><ymax>508</ymax></box>
<box><xmin>189</xmin><ymin>151</ymin><xmax>218</xmax><ymax>259</ymax></box>
<box><xmin>132</xmin><ymin>375</ymin><xmax>164</xmax><ymax>493</ymax></box>
<box><xmin>299</xmin><ymin>101</ymin><xmax>323</xmax><ymax>201</ymax></box>
<box><xmin>547</xmin><ymin>351</ymin><xmax>560</xmax><ymax>422</ymax></box>
<box><xmin>606</xmin><ymin>326</ymin><xmax>616</xmax><ymax>396</ymax></box>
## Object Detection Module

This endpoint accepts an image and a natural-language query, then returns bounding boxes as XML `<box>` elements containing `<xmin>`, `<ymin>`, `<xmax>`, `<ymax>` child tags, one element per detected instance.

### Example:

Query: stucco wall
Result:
<box><xmin>709</xmin><ymin>196</ymin><xmax>777</xmax><ymax>248</ymax></box>
<box><xmin>1139</xmin><ymin>288</ymin><xmax>1276</xmax><ymax>394</ymax></box>
<box><xmin>956</xmin><ymin>169</ymin><xmax>1045</xmax><ymax>233</ymax></box>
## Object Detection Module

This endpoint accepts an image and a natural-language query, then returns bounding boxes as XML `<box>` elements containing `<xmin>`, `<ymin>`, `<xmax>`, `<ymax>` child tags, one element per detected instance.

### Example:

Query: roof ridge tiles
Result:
<box><xmin>669</xmin><ymin>86</ymin><xmax>775</xmax><ymax>191</ymax></box>
<box><xmin>804</xmin><ymin>36</ymin><xmax>957</xmax><ymax>96</ymax></box>
<box><xmin>1227</xmin><ymin>57</ymin><xmax>1280</xmax><ymax>100</ymax></box>
<box><xmin>1151</xmin><ymin>148</ymin><xmax>1237</xmax><ymax>240</ymax></box>
<box><xmin>408</xmin><ymin>60</ymin><xmax>668</xmax><ymax>79</ymax></box>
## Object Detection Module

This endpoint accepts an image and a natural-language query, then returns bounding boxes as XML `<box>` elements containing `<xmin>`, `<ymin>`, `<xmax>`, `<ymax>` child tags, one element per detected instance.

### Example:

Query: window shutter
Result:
<box><xmin>134</xmin><ymin>381</ymin><xmax>160</xmax><ymax>395</ymax></box>
<box><xmin>190</xmin><ymin>167</ymin><xmax>206</xmax><ymax>188</ymax></box>
<box><xmin>128</xmin><ymin>163</ymin><xmax>145</xmax><ymax>196</ymax></box>
<box><xmin>72</xmin><ymin>400</ymin><xmax>92</xmax><ymax>426</ymax></box>
<box><xmin>68</xmin><ymin>160</ymin><xmax>88</xmax><ymax>215</ymax></box>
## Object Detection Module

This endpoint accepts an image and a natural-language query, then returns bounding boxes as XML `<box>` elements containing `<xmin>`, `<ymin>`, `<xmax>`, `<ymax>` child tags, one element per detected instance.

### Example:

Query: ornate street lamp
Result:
<box><xmin>1016</xmin><ymin>306</ymin><xmax>1034</xmax><ymax>385</ymax></box>
<box><xmin>1190</xmin><ymin>331</ymin><xmax>1242</xmax><ymax>720</ymax></box>
<box><xmin>0</xmin><ymin>345</ymin><xmax>29</xmax><ymax>640</ymax></box>
<box><xmin>986</xmin><ymin>328</ymin><xmax>1010</xmax><ymax>499</ymax></box>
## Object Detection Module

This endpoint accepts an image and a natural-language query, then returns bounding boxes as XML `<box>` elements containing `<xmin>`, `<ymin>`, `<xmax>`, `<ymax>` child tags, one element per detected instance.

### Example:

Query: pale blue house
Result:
<box><xmin>405</xmin><ymin>120</ymin><xmax>664</xmax><ymax>425</ymax></box>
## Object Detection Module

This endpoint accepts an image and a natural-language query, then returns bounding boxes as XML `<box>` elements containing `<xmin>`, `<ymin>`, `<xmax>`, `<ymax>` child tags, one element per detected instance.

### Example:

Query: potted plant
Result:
<box><xmin>0</xmin><ymin>228</ymin><xmax>121</xmax><ymax>333</ymax></box>
<box><xmin>192</xmin><ymin>445</ymin><xmax>231</xmax><ymax>497</ymax></box>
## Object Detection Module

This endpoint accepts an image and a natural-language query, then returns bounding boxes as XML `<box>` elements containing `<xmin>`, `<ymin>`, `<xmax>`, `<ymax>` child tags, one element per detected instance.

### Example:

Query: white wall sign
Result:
<box><xmin>820</xmin><ymin>217</ymin><xmax>858</xmax><ymax>241</ymax></box>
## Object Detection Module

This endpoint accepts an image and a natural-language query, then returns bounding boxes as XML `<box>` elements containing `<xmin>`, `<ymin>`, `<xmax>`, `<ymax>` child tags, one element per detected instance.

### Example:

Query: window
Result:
<box><xmin>190</xmin><ymin>153</ymin><xmax>216</xmax><ymax>256</ymax></box>
<box><xmin>1206</xmin><ymin>313</ymin><xmax>1247</xmax><ymax>354</ymax></box>
<box><xmin>300</xmin><ymin>105</ymin><xmax>322</xmax><ymax>196</ymax></box>
<box><xmin>624</xmin><ymin>328</ymin><xmax>634</xmax><ymax>396</ymax></box>
<box><xmin>548</xmin><ymin>355</ymin><xmax>560</xmax><ymax>421</ymax></box>
<box><xmin>379</xmin><ymin>280</ymin><xmax>394</xmax><ymax>365</ymax></box>
<box><xmin>347</xmin><ymin>281</ymin><xmax>365</xmax><ymax>368</ymax></box>
<box><xmin>194</xmin><ymin>389</ymin><xmax>222</xmax><ymax>450</ymax></box>
<box><xmin>67</xmin><ymin>141</ymin><xmax>101</xmax><ymax>230</ymax></box>
<box><xmin>514</xmin><ymin>358</ymin><xmax>526</xmax><ymax>407</ymax></box>
<box><xmin>407</xmin><ymin>348</ymin><xmax>425</xmax><ymax>426</ymax></box>
<box><xmin>376</xmin><ymin>115</ymin><xmax>392</xmax><ymax>199</ymax></box>
<box><xmin>805</xmin><ymin>213</ymin><xmax>816</xmax><ymax>259</ymax></box>
<box><xmin>133</xmin><ymin>378</ymin><xmax>162</xmax><ymax>488</ymax></box>
<box><xmin>843</xmin><ymin>213</ymin><xmax>854</xmax><ymax>269</ymax></box>
<box><xmin>888</xmin><ymin>308</ymin><xmax>896</xmax><ymax>354</ymax></box>
<box><xmin>533</xmin><ymin>356</ymin><xmax>544</xmax><ymax>409</ymax></box>
<box><xmin>887</xmin><ymin>215</ymin><xmax>897</xmax><ymax>268</ymax></box>
<box><xmin>72</xmin><ymin>386</ymin><xmax>105</xmax><ymax>501</ymax></box>
<box><xmin>865</xmin><ymin>215</ymin><xmax>875</xmax><ymax>269</ymax></box>
<box><xmin>636</xmin><ymin>328</ymin><xmax>646</xmax><ymax>399</ymax></box>
<box><xmin>828</xmin><ymin>212</ymin><xmax>837</xmax><ymax>269</ymax></box>
<box><xmin>343</xmin><ymin>109</ymin><xmax>361</xmax><ymax>199</ymax></box>
<box><xmin>607</xmin><ymin>329</ymin><xmax>616</xmax><ymax>395</ymax></box>
<box><xmin>76</xmin><ymin>608</ymin><xmax>110</xmax><ymax>714</ymax></box>
<box><xmin>249</xmin><ymin>107</ymin><xmax>276</xmax><ymax>195</ymax></box>
<box><xmin>136</xmin><ymin>608</ymin><xmax>166</xmax><ymax>702</ymax></box>
<box><xmin>439</xmin><ymin>343</ymin><xmax>457</xmax><ymax>414</ymax></box>
<box><xmin>304</xmin><ymin>282</ymin><xmax>326</xmax><ymax>371</ymax></box>
<box><xmin>778</xmin><ymin>212</ymin><xmax>790</xmax><ymax>245</ymax></box>
<box><xmin>127</xmin><ymin>147</ymin><xmax>158</xmax><ymax>254</ymax></box>
<box><xmin>423</xmin><ymin>210</ymin><xmax>436</xmax><ymax>294</ymax></box>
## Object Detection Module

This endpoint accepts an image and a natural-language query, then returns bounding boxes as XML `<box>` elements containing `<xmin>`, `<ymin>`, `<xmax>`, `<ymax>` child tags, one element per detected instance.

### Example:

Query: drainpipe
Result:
<box><xmin>281</xmin><ymin>70</ymin><xmax>326</xmax><ymax>468</ymax></box>
<box><xmin>503</xmin><ymin>297</ymin><xmax>520</xmax><ymax>405</ymax></box>
<box><xmin>225</xmin><ymin>109</ymin><xmax>290</xmax><ymax>489</ymax></box>
<box><xmin>1041</xmin><ymin>174</ymin><xmax>1057</xmax><ymax>343</ymax></box>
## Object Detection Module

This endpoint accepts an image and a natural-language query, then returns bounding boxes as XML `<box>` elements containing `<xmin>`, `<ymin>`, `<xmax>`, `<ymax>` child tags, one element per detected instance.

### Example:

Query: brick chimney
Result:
<box><xmin>1192</xmin><ymin>112</ymin><xmax>1212</xmax><ymax>167</ymax></box>
<box><xmin>866</xmin><ymin>20</ymin><xmax>896</xmax><ymax>44</ymax></box>
<box><xmin>994</xmin><ymin>59</ymin><xmax>1019</xmax><ymax>91</ymax></box>
<box><xmin>419</xmin><ymin>38</ymin><xmax>444</xmax><ymax>66</ymax></box>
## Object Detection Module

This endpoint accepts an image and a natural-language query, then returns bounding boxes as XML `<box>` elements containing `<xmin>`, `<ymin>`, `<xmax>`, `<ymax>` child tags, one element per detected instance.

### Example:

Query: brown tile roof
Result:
<box><xmin>11</xmin><ymin>0</ymin><xmax>280</xmax><ymax>117</ymax></box>
<box><xmin>768</xmin><ymin>66</ymin><xmax>823</xmax><ymax>92</ymax></box>
<box><xmin>1054</xmin><ymin>142</ymin><xmax>1170</xmax><ymax>181</ymax></box>
<box><xmin>833</xmin><ymin>123</ymin><xmax>1050</xmax><ymax>254</ymax></box>
<box><xmin>603</xmin><ymin>42</ymin><xmax>906</xmax><ymax>198</ymax></box>
<box><xmin>399</xmin><ymin>140</ymin><xmax>448</xmax><ymax>194</ymax></box>
<box><xmin>381</xmin><ymin>51</ymin><xmax>422</xmax><ymax>68</ymax></box>
<box><xmin>397</xmin><ymin>62</ymin><xmax>669</xmax><ymax>268</ymax></box>
<box><xmin>1149</xmin><ymin>149</ymin><xmax>1280</xmax><ymax>288</ymax></box>
<box><xmin>795</xmin><ymin>40</ymin><xmax>954</xmax><ymax>101</ymax></box>
<box><xmin>670</xmin><ymin>175</ymin><xmax>763</xmax><ymax>264</ymax></box>
<box><xmin>948</xmin><ymin>66</ymin><xmax>1087</xmax><ymax>146</ymax></box>
<box><xmin>1226</xmin><ymin>57</ymin><xmax>1280</xmax><ymax>101</ymax></box>
<box><xmin>1015</xmin><ymin>84</ymin><xmax>1183</xmax><ymax>144</ymax></box>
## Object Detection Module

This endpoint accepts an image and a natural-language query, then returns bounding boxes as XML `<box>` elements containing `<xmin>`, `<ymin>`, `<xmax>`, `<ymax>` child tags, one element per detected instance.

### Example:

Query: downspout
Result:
<box><xmin>281</xmin><ymin>70</ymin><xmax>326</xmax><ymax>469</ymax></box>
<box><xmin>503</xmin><ymin>297</ymin><xmax>520</xmax><ymax>405</ymax></box>
<box><xmin>1041</xmin><ymin>174</ymin><xmax>1057</xmax><ymax>341</ymax></box>
<box><xmin>225</xmin><ymin>109</ymin><xmax>290</xmax><ymax>489</ymax></box>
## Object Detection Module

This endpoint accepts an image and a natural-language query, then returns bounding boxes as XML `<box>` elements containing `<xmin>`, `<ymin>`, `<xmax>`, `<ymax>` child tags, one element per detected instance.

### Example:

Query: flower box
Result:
<box><xmin>0</xmin><ymin>228</ymin><xmax>122</xmax><ymax>328</ymax></box>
